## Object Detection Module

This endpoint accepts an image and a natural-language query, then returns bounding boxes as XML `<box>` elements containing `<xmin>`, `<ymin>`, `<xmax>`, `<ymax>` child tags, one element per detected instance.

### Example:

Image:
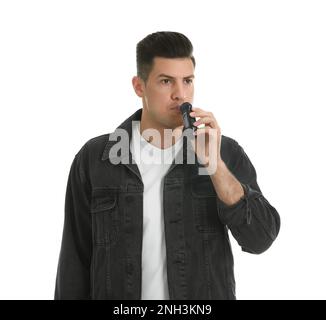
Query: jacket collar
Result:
<box><xmin>101</xmin><ymin>108</ymin><xmax>142</xmax><ymax>162</ymax></box>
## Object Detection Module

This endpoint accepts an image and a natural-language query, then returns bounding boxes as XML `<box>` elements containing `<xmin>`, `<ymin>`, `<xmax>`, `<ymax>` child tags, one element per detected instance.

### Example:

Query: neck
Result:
<box><xmin>139</xmin><ymin>112</ymin><xmax>181</xmax><ymax>149</ymax></box>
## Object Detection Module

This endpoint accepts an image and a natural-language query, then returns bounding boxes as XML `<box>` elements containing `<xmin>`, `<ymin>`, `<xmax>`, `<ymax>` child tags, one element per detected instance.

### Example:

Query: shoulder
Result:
<box><xmin>84</xmin><ymin>133</ymin><xmax>110</xmax><ymax>152</ymax></box>
<box><xmin>221</xmin><ymin>134</ymin><xmax>241</xmax><ymax>155</ymax></box>
<box><xmin>220</xmin><ymin>134</ymin><xmax>244</xmax><ymax>168</ymax></box>
<box><xmin>73</xmin><ymin>132</ymin><xmax>111</xmax><ymax>165</ymax></box>
<box><xmin>221</xmin><ymin>134</ymin><xmax>239</xmax><ymax>148</ymax></box>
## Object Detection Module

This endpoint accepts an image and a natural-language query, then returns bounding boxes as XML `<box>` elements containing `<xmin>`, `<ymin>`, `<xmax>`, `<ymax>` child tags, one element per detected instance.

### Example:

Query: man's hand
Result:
<box><xmin>190</xmin><ymin>107</ymin><xmax>244</xmax><ymax>205</ymax></box>
<box><xmin>190</xmin><ymin>107</ymin><xmax>222</xmax><ymax>172</ymax></box>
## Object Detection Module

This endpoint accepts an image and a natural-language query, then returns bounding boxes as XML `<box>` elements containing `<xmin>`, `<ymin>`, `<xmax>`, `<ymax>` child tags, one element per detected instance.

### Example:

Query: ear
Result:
<box><xmin>132</xmin><ymin>76</ymin><xmax>145</xmax><ymax>98</ymax></box>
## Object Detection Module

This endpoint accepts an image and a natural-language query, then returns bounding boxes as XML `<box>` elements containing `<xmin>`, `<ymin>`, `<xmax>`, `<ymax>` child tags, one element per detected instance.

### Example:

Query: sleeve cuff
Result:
<box><xmin>217</xmin><ymin>183</ymin><xmax>261</xmax><ymax>227</ymax></box>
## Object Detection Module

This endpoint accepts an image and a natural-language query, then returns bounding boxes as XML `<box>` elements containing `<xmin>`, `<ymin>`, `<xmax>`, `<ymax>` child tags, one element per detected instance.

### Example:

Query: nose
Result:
<box><xmin>171</xmin><ymin>81</ymin><xmax>186</xmax><ymax>102</ymax></box>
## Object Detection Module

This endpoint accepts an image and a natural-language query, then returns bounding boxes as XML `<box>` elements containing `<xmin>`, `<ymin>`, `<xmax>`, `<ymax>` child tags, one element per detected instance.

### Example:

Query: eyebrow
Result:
<box><xmin>157</xmin><ymin>73</ymin><xmax>195</xmax><ymax>79</ymax></box>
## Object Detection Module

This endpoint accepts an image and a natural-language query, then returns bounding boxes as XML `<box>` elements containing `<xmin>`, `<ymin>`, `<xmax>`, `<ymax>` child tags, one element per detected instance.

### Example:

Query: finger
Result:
<box><xmin>190</xmin><ymin>108</ymin><xmax>208</xmax><ymax>117</ymax></box>
<box><xmin>194</xmin><ymin>116</ymin><xmax>217</xmax><ymax>129</ymax></box>
<box><xmin>191</xmin><ymin>107</ymin><xmax>205</xmax><ymax>112</ymax></box>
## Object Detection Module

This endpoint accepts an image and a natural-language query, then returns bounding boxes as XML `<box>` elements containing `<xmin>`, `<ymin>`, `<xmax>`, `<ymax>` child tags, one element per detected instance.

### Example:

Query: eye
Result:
<box><xmin>184</xmin><ymin>79</ymin><xmax>193</xmax><ymax>84</ymax></box>
<box><xmin>161</xmin><ymin>79</ymin><xmax>171</xmax><ymax>84</ymax></box>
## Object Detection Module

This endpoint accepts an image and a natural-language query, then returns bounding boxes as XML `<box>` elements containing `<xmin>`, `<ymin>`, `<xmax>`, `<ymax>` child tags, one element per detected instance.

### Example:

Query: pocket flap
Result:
<box><xmin>91</xmin><ymin>188</ymin><xmax>117</xmax><ymax>213</ymax></box>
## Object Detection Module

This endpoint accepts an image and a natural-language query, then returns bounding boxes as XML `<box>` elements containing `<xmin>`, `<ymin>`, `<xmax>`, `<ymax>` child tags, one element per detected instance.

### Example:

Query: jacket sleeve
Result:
<box><xmin>55</xmin><ymin>150</ymin><xmax>92</xmax><ymax>299</ymax></box>
<box><xmin>217</xmin><ymin>141</ymin><xmax>281</xmax><ymax>254</ymax></box>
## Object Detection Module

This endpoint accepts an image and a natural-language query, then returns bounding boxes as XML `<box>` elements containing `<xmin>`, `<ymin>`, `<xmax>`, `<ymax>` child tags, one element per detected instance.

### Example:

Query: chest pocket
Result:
<box><xmin>91</xmin><ymin>188</ymin><xmax>119</xmax><ymax>246</ymax></box>
<box><xmin>191</xmin><ymin>176</ymin><xmax>223</xmax><ymax>234</ymax></box>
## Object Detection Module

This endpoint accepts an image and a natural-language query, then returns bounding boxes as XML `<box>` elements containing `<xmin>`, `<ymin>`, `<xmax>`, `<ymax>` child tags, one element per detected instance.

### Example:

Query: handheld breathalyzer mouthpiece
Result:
<box><xmin>179</xmin><ymin>102</ymin><xmax>197</xmax><ymax>131</ymax></box>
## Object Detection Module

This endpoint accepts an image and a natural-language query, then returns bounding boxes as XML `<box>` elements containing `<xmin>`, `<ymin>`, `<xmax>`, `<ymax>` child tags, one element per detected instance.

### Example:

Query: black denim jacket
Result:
<box><xmin>55</xmin><ymin>108</ymin><xmax>280</xmax><ymax>300</ymax></box>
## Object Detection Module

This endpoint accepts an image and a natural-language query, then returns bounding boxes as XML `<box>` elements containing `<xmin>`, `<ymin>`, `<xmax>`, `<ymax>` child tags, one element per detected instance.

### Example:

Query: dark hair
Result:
<box><xmin>136</xmin><ymin>31</ymin><xmax>196</xmax><ymax>83</ymax></box>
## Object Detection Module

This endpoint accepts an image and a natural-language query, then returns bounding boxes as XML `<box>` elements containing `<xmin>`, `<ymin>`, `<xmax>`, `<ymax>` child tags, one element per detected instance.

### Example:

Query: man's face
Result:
<box><xmin>133</xmin><ymin>57</ymin><xmax>195</xmax><ymax>130</ymax></box>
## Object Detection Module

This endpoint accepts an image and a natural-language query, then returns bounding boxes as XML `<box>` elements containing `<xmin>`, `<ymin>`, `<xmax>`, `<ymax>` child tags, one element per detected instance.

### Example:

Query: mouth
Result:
<box><xmin>170</xmin><ymin>105</ymin><xmax>181</xmax><ymax>112</ymax></box>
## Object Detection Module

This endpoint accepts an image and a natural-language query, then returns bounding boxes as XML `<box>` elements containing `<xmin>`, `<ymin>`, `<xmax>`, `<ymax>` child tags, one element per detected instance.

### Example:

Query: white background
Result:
<box><xmin>1</xmin><ymin>0</ymin><xmax>325</xmax><ymax>300</ymax></box>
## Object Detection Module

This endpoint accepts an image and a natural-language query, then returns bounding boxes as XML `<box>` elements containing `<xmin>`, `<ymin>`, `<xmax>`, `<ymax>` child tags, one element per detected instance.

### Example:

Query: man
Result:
<box><xmin>55</xmin><ymin>31</ymin><xmax>280</xmax><ymax>300</ymax></box>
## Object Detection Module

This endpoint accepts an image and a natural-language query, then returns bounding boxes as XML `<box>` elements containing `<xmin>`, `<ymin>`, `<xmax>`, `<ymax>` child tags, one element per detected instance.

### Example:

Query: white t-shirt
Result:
<box><xmin>130</xmin><ymin>121</ymin><xmax>183</xmax><ymax>300</ymax></box>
